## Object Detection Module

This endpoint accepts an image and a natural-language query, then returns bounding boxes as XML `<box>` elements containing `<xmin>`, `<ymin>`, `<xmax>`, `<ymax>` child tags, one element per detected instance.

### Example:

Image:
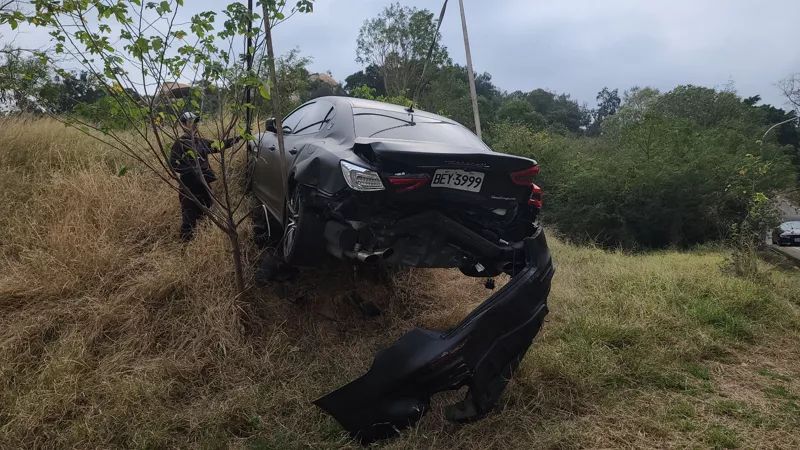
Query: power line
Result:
<box><xmin>411</xmin><ymin>0</ymin><xmax>448</xmax><ymax>109</ymax></box>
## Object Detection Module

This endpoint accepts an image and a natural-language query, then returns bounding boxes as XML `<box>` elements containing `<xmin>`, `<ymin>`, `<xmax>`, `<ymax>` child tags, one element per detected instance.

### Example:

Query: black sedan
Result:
<box><xmin>772</xmin><ymin>221</ymin><xmax>800</xmax><ymax>246</ymax></box>
<box><xmin>249</xmin><ymin>96</ymin><xmax>544</xmax><ymax>276</ymax></box>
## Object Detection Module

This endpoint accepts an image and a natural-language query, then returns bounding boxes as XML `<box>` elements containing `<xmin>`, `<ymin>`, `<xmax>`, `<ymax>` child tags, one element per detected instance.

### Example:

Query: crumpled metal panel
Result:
<box><xmin>315</xmin><ymin>229</ymin><xmax>554</xmax><ymax>444</ymax></box>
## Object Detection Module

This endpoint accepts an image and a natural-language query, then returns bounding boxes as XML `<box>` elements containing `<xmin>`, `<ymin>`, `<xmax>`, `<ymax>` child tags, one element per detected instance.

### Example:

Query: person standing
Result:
<box><xmin>169</xmin><ymin>112</ymin><xmax>240</xmax><ymax>241</ymax></box>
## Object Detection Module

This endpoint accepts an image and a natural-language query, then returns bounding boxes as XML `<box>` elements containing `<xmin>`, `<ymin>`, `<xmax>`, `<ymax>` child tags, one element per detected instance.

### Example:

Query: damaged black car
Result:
<box><xmin>249</xmin><ymin>96</ymin><xmax>554</xmax><ymax>443</ymax></box>
<box><xmin>249</xmin><ymin>96</ymin><xmax>544</xmax><ymax>276</ymax></box>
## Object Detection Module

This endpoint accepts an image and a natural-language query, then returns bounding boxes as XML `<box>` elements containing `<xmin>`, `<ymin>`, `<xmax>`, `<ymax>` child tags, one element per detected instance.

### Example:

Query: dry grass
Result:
<box><xmin>1</xmin><ymin>117</ymin><xmax>800</xmax><ymax>449</ymax></box>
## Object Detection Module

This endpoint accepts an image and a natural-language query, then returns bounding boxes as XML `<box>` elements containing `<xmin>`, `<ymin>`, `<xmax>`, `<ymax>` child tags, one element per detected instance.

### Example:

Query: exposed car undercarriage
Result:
<box><xmin>315</xmin><ymin>188</ymin><xmax>537</xmax><ymax>275</ymax></box>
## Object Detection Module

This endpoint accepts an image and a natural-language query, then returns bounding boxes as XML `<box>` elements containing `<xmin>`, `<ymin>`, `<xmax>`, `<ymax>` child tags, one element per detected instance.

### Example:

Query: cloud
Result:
<box><xmin>2</xmin><ymin>0</ymin><xmax>798</xmax><ymax>108</ymax></box>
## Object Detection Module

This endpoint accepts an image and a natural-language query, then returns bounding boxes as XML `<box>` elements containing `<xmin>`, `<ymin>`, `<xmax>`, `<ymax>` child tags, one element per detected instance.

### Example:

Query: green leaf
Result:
<box><xmin>258</xmin><ymin>81</ymin><xmax>270</xmax><ymax>100</ymax></box>
<box><xmin>117</xmin><ymin>165</ymin><xmax>128</xmax><ymax>177</ymax></box>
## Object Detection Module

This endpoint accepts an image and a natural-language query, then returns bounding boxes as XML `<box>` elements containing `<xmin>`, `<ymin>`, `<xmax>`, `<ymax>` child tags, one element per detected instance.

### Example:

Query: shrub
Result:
<box><xmin>490</xmin><ymin>103</ymin><xmax>795</xmax><ymax>248</ymax></box>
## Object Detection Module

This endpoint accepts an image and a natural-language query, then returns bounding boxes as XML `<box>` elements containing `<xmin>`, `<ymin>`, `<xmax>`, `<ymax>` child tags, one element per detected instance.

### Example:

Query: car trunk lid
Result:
<box><xmin>353</xmin><ymin>138</ymin><xmax>534</xmax><ymax>173</ymax></box>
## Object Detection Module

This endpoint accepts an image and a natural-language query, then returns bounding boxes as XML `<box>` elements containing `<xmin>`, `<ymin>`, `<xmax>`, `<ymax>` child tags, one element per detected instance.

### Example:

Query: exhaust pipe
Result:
<box><xmin>355</xmin><ymin>248</ymin><xmax>394</xmax><ymax>264</ymax></box>
<box><xmin>324</xmin><ymin>221</ymin><xmax>394</xmax><ymax>263</ymax></box>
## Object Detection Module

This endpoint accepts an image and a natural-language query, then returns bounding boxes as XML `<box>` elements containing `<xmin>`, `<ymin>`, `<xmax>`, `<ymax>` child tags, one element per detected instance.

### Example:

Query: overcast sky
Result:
<box><xmin>3</xmin><ymin>0</ymin><xmax>799</xmax><ymax>109</ymax></box>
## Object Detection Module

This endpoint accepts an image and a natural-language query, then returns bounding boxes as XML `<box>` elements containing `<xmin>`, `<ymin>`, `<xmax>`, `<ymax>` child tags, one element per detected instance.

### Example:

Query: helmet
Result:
<box><xmin>179</xmin><ymin>111</ymin><xmax>200</xmax><ymax>124</ymax></box>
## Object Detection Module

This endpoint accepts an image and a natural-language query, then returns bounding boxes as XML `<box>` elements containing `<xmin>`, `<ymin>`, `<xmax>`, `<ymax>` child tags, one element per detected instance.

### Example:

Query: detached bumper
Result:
<box><xmin>314</xmin><ymin>228</ymin><xmax>555</xmax><ymax>444</ymax></box>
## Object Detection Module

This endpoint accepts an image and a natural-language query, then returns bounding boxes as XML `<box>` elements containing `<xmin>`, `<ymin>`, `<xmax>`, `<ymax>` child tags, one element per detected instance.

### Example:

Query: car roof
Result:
<box><xmin>315</xmin><ymin>96</ymin><xmax>458</xmax><ymax>125</ymax></box>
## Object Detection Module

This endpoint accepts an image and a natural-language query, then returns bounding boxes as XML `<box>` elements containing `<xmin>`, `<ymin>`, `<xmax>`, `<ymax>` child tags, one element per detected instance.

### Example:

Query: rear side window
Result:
<box><xmin>353</xmin><ymin>108</ymin><xmax>487</xmax><ymax>149</ymax></box>
<box><xmin>282</xmin><ymin>103</ymin><xmax>312</xmax><ymax>132</ymax></box>
<box><xmin>292</xmin><ymin>100</ymin><xmax>335</xmax><ymax>135</ymax></box>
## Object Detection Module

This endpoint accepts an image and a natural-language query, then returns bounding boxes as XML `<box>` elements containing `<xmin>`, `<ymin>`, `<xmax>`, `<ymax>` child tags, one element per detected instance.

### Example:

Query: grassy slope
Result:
<box><xmin>1</xmin><ymin>118</ymin><xmax>799</xmax><ymax>449</ymax></box>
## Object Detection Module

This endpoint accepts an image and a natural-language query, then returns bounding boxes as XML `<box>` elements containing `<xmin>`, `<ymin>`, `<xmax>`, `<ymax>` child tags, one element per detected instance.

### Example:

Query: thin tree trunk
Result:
<box><xmin>262</xmin><ymin>5</ymin><xmax>288</xmax><ymax>196</ymax></box>
<box><xmin>228</xmin><ymin>224</ymin><xmax>246</xmax><ymax>292</ymax></box>
<box><xmin>219</xmin><ymin>142</ymin><xmax>246</xmax><ymax>292</ymax></box>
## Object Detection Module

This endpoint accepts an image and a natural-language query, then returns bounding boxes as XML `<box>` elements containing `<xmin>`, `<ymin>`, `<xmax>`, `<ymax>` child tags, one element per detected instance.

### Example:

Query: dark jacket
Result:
<box><xmin>169</xmin><ymin>133</ymin><xmax>238</xmax><ymax>184</ymax></box>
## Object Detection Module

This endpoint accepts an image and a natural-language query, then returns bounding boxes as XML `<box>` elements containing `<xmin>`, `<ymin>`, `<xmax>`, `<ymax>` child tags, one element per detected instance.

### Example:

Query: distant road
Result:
<box><xmin>769</xmin><ymin>197</ymin><xmax>800</xmax><ymax>262</ymax></box>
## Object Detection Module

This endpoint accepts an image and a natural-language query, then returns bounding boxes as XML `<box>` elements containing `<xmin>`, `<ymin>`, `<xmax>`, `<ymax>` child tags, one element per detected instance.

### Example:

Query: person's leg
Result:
<box><xmin>197</xmin><ymin>185</ymin><xmax>213</xmax><ymax>209</ymax></box>
<box><xmin>179</xmin><ymin>189</ymin><xmax>203</xmax><ymax>241</ymax></box>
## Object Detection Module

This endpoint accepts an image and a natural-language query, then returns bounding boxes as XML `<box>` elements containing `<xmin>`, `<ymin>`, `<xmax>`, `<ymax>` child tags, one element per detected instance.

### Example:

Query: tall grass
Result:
<box><xmin>1</xmin><ymin>118</ymin><xmax>799</xmax><ymax>448</ymax></box>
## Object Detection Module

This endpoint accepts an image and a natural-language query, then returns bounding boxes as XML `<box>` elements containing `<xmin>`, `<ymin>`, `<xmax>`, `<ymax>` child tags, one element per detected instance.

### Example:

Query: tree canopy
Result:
<box><xmin>355</xmin><ymin>2</ymin><xmax>449</xmax><ymax>97</ymax></box>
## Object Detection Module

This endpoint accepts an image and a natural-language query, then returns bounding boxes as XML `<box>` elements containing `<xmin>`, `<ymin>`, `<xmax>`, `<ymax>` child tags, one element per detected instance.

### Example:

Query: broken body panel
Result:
<box><xmin>315</xmin><ymin>229</ymin><xmax>554</xmax><ymax>444</ymax></box>
<box><xmin>251</xmin><ymin>97</ymin><xmax>540</xmax><ymax>274</ymax></box>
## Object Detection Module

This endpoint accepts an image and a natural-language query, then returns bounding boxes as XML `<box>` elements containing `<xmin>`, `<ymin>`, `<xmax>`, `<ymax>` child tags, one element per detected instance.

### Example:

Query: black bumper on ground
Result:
<box><xmin>314</xmin><ymin>228</ymin><xmax>555</xmax><ymax>444</ymax></box>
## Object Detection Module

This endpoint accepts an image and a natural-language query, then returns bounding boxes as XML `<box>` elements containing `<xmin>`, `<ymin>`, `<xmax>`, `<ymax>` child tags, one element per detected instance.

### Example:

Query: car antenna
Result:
<box><xmin>405</xmin><ymin>104</ymin><xmax>415</xmax><ymax>123</ymax></box>
<box><xmin>410</xmin><ymin>0</ymin><xmax>448</xmax><ymax>110</ymax></box>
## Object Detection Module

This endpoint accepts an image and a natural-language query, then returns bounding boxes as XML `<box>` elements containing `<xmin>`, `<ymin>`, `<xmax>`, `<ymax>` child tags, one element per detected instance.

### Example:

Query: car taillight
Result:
<box><xmin>387</xmin><ymin>174</ymin><xmax>430</xmax><ymax>193</ymax></box>
<box><xmin>529</xmin><ymin>183</ymin><xmax>543</xmax><ymax>208</ymax></box>
<box><xmin>510</xmin><ymin>164</ymin><xmax>540</xmax><ymax>186</ymax></box>
<box><xmin>341</xmin><ymin>160</ymin><xmax>385</xmax><ymax>191</ymax></box>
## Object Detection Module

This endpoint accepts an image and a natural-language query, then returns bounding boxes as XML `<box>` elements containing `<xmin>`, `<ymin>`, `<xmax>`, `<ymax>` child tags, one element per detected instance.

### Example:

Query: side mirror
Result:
<box><xmin>265</xmin><ymin>117</ymin><xmax>277</xmax><ymax>133</ymax></box>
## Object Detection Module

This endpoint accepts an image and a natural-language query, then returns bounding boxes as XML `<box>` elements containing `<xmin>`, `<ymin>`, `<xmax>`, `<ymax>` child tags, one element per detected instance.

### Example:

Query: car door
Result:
<box><xmin>252</xmin><ymin>100</ymin><xmax>336</xmax><ymax>223</ymax></box>
<box><xmin>284</xmin><ymin>99</ymin><xmax>335</xmax><ymax>160</ymax></box>
<box><xmin>252</xmin><ymin>103</ymin><xmax>313</xmax><ymax>218</ymax></box>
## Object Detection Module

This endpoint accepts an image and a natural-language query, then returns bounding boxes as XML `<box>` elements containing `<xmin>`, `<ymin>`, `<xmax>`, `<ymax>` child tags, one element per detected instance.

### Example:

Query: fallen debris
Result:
<box><xmin>315</xmin><ymin>229</ymin><xmax>555</xmax><ymax>444</ymax></box>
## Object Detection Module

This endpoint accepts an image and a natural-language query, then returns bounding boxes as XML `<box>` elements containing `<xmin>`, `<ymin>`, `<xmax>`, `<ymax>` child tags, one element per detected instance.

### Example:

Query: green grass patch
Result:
<box><xmin>704</xmin><ymin>424</ymin><xmax>740</xmax><ymax>449</ymax></box>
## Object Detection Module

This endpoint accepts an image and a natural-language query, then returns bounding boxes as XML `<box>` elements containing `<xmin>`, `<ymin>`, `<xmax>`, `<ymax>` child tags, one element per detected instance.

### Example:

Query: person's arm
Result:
<box><xmin>221</xmin><ymin>135</ymin><xmax>242</xmax><ymax>150</ymax></box>
<box><xmin>169</xmin><ymin>139</ymin><xmax>185</xmax><ymax>172</ymax></box>
<box><xmin>197</xmin><ymin>135</ymin><xmax>241</xmax><ymax>155</ymax></box>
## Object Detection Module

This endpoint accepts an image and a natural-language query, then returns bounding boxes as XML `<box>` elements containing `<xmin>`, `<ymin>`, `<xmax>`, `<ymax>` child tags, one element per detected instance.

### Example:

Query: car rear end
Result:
<box><xmin>320</xmin><ymin>110</ymin><xmax>543</xmax><ymax>275</ymax></box>
<box><xmin>775</xmin><ymin>222</ymin><xmax>800</xmax><ymax>246</ymax></box>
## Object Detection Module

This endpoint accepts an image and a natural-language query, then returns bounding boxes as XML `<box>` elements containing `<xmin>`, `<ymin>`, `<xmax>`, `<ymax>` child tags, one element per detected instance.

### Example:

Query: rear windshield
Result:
<box><xmin>782</xmin><ymin>221</ymin><xmax>800</xmax><ymax>229</ymax></box>
<box><xmin>353</xmin><ymin>107</ymin><xmax>488</xmax><ymax>149</ymax></box>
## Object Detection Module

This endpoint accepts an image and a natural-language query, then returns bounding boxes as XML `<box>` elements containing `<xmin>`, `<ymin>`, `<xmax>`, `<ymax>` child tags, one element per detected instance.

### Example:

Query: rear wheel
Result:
<box><xmin>281</xmin><ymin>186</ymin><xmax>325</xmax><ymax>266</ymax></box>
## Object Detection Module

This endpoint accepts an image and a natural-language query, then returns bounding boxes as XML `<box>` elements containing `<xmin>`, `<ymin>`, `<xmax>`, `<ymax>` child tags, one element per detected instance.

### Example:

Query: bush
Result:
<box><xmin>489</xmin><ymin>87</ymin><xmax>796</xmax><ymax>248</ymax></box>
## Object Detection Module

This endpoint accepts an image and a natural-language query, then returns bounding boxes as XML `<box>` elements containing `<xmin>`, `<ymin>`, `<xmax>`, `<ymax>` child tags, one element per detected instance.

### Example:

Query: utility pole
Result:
<box><xmin>458</xmin><ymin>0</ymin><xmax>482</xmax><ymax>139</ymax></box>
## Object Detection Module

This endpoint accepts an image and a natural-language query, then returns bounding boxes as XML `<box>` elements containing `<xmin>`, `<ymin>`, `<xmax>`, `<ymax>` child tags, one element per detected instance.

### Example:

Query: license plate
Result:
<box><xmin>430</xmin><ymin>169</ymin><xmax>484</xmax><ymax>193</ymax></box>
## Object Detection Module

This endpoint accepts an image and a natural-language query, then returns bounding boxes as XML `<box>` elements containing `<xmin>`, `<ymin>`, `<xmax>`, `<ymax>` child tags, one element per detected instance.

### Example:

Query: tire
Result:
<box><xmin>281</xmin><ymin>186</ymin><xmax>325</xmax><ymax>266</ymax></box>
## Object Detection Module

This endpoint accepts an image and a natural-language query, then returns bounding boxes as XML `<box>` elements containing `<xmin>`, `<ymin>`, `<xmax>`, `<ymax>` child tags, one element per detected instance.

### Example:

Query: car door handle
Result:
<box><xmin>289</xmin><ymin>147</ymin><xmax>298</xmax><ymax>155</ymax></box>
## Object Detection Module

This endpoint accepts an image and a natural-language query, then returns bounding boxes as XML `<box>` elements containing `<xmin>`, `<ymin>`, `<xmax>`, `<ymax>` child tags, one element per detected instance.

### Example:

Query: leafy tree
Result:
<box><xmin>2</xmin><ymin>0</ymin><xmax>315</xmax><ymax>291</ymax></box>
<box><xmin>652</xmin><ymin>85</ymin><xmax>757</xmax><ymax>129</ymax></box>
<box><xmin>604</xmin><ymin>86</ymin><xmax>661</xmax><ymax>131</ymax></box>
<box><xmin>41</xmin><ymin>71</ymin><xmax>105</xmax><ymax>114</ymax></box>
<box><xmin>743</xmin><ymin>95</ymin><xmax>798</xmax><ymax>147</ymax></box>
<box><xmin>0</xmin><ymin>47</ymin><xmax>50</xmax><ymax>113</ymax></box>
<box><xmin>350</xmin><ymin>84</ymin><xmax>412</xmax><ymax>107</ymax></box>
<box><xmin>343</xmin><ymin>64</ymin><xmax>385</xmax><ymax>96</ymax></box>
<box><xmin>253</xmin><ymin>48</ymin><xmax>312</xmax><ymax>113</ymax></box>
<box><xmin>415</xmin><ymin>64</ymin><xmax>502</xmax><ymax>133</ymax></box>
<box><xmin>523</xmin><ymin>88</ymin><xmax>589</xmax><ymax>134</ymax></box>
<box><xmin>586</xmin><ymin>87</ymin><xmax>620</xmax><ymax>136</ymax></box>
<box><xmin>495</xmin><ymin>98</ymin><xmax>546</xmax><ymax>131</ymax></box>
<box><xmin>356</xmin><ymin>2</ymin><xmax>449</xmax><ymax>97</ymax></box>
